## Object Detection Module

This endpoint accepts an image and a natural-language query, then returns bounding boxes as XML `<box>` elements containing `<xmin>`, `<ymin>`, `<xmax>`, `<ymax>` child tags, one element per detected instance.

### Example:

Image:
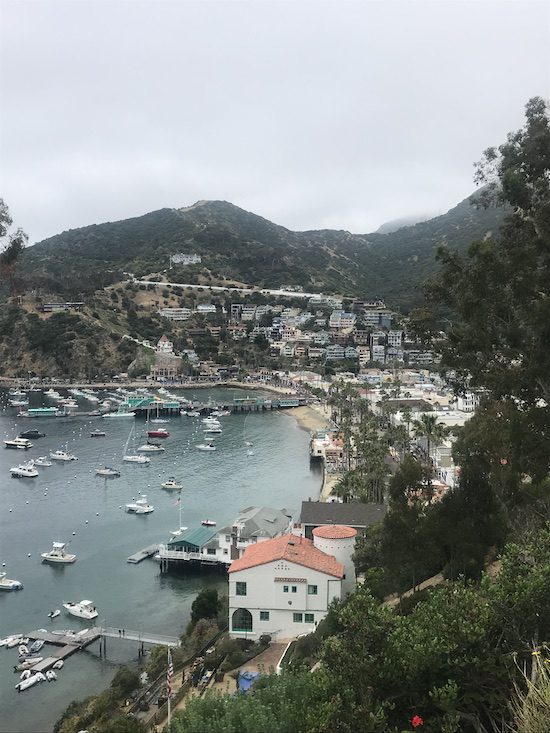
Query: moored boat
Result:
<box><xmin>90</xmin><ymin>430</ymin><xmax>106</xmax><ymax>437</ymax></box>
<box><xmin>19</xmin><ymin>429</ymin><xmax>45</xmax><ymax>439</ymax></box>
<box><xmin>125</xmin><ymin>496</ymin><xmax>155</xmax><ymax>514</ymax></box>
<box><xmin>48</xmin><ymin>609</ymin><xmax>61</xmax><ymax>619</ymax></box>
<box><xmin>34</xmin><ymin>456</ymin><xmax>52</xmax><ymax>467</ymax></box>
<box><xmin>147</xmin><ymin>428</ymin><xmax>170</xmax><ymax>438</ymax></box>
<box><xmin>50</xmin><ymin>449</ymin><xmax>78</xmax><ymax>461</ymax></box>
<box><xmin>201</xmin><ymin>519</ymin><xmax>217</xmax><ymax>527</ymax></box>
<box><xmin>0</xmin><ymin>572</ymin><xmax>23</xmax><ymax>591</ymax></box>
<box><xmin>95</xmin><ymin>466</ymin><xmax>121</xmax><ymax>477</ymax></box>
<box><xmin>138</xmin><ymin>442</ymin><xmax>165</xmax><ymax>453</ymax></box>
<box><xmin>196</xmin><ymin>443</ymin><xmax>216</xmax><ymax>451</ymax></box>
<box><xmin>4</xmin><ymin>437</ymin><xmax>33</xmax><ymax>450</ymax></box>
<box><xmin>10</xmin><ymin>462</ymin><xmax>39</xmax><ymax>478</ymax></box>
<box><xmin>160</xmin><ymin>477</ymin><xmax>183</xmax><ymax>490</ymax></box>
<box><xmin>62</xmin><ymin>600</ymin><xmax>98</xmax><ymax>620</ymax></box>
<box><xmin>123</xmin><ymin>454</ymin><xmax>150</xmax><ymax>464</ymax></box>
<box><xmin>41</xmin><ymin>541</ymin><xmax>76</xmax><ymax>564</ymax></box>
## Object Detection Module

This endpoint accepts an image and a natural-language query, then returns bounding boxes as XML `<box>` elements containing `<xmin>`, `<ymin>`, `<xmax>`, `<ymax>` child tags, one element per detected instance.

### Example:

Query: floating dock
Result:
<box><xmin>127</xmin><ymin>545</ymin><xmax>159</xmax><ymax>564</ymax></box>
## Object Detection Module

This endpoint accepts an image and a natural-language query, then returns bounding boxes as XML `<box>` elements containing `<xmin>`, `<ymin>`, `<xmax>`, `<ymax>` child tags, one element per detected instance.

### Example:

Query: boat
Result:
<box><xmin>90</xmin><ymin>430</ymin><xmax>106</xmax><ymax>437</ymax></box>
<box><xmin>48</xmin><ymin>610</ymin><xmax>61</xmax><ymax>619</ymax></box>
<box><xmin>41</xmin><ymin>541</ymin><xmax>76</xmax><ymax>564</ymax></box>
<box><xmin>44</xmin><ymin>389</ymin><xmax>62</xmax><ymax>399</ymax></box>
<box><xmin>9</xmin><ymin>388</ymin><xmax>26</xmax><ymax>397</ymax></box>
<box><xmin>52</xmin><ymin>660</ymin><xmax>64</xmax><ymax>669</ymax></box>
<box><xmin>147</xmin><ymin>428</ymin><xmax>170</xmax><ymax>438</ymax></box>
<box><xmin>16</xmin><ymin>658</ymin><xmax>43</xmax><ymax>672</ymax></box>
<box><xmin>125</xmin><ymin>496</ymin><xmax>155</xmax><ymax>514</ymax></box>
<box><xmin>59</xmin><ymin>398</ymin><xmax>78</xmax><ymax>408</ymax></box>
<box><xmin>16</xmin><ymin>673</ymin><xmax>44</xmax><ymax>691</ymax></box>
<box><xmin>138</xmin><ymin>442</ymin><xmax>165</xmax><ymax>452</ymax></box>
<box><xmin>196</xmin><ymin>443</ymin><xmax>216</xmax><ymax>451</ymax></box>
<box><xmin>4</xmin><ymin>437</ymin><xmax>33</xmax><ymax>450</ymax></box>
<box><xmin>10</xmin><ymin>462</ymin><xmax>39</xmax><ymax>478</ymax></box>
<box><xmin>34</xmin><ymin>456</ymin><xmax>52</xmax><ymax>467</ymax></box>
<box><xmin>9</xmin><ymin>399</ymin><xmax>29</xmax><ymax>407</ymax></box>
<box><xmin>161</xmin><ymin>477</ymin><xmax>183</xmax><ymax>490</ymax></box>
<box><xmin>202</xmin><ymin>417</ymin><xmax>221</xmax><ymax>425</ymax></box>
<box><xmin>27</xmin><ymin>407</ymin><xmax>61</xmax><ymax>418</ymax></box>
<box><xmin>29</xmin><ymin>640</ymin><xmax>44</xmax><ymax>653</ymax></box>
<box><xmin>18</xmin><ymin>645</ymin><xmax>29</xmax><ymax>656</ymax></box>
<box><xmin>95</xmin><ymin>466</ymin><xmax>121</xmax><ymax>477</ymax></box>
<box><xmin>62</xmin><ymin>600</ymin><xmax>98</xmax><ymax>620</ymax></box>
<box><xmin>185</xmin><ymin>410</ymin><xmax>201</xmax><ymax>417</ymax></box>
<box><xmin>150</xmin><ymin>418</ymin><xmax>168</xmax><ymax>424</ymax></box>
<box><xmin>123</xmin><ymin>454</ymin><xmax>150</xmax><ymax>464</ymax></box>
<box><xmin>102</xmin><ymin>410</ymin><xmax>136</xmax><ymax>418</ymax></box>
<box><xmin>6</xmin><ymin>635</ymin><xmax>24</xmax><ymax>647</ymax></box>
<box><xmin>50</xmin><ymin>449</ymin><xmax>78</xmax><ymax>461</ymax></box>
<box><xmin>0</xmin><ymin>572</ymin><xmax>23</xmax><ymax>591</ymax></box>
<box><xmin>201</xmin><ymin>519</ymin><xmax>217</xmax><ymax>527</ymax></box>
<box><xmin>204</xmin><ymin>426</ymin><xmax>222</xmax><ymax>434</ymax></box>
<box><xmin>46</xmin><ymin>670</ymin><xmax>57</xmax><ymax>681</ymax></box>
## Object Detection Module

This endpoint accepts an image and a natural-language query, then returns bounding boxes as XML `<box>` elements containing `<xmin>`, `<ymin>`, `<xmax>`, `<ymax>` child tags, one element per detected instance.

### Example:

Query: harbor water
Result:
<box><xmin>0</xmin><ymin>388</ymin><xmax>322</xmax><ymax>733</ymax></box>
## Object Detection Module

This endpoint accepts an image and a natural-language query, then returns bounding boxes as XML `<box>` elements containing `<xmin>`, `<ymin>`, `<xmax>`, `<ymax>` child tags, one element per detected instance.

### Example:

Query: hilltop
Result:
<box><xmin>21</xmin><ymin>193</ymin><xmax>504</xmax><ymax>312</ymax></box>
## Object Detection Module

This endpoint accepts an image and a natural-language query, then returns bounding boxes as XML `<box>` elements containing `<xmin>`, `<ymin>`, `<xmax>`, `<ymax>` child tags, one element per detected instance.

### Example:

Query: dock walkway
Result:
<box><xmin>127</xmin><ymin>544</ymin><xmax>159</xmax><ymax>564</ymax></box>
<box><xmin>96</xmin><ymin>627</ymin><xmax>181</xmax><ymax>647</ymax></box>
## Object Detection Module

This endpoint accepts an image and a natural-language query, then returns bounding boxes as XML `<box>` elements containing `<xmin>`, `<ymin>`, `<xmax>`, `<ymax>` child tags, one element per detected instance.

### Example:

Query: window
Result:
<box><xmin>291</xmin><ymin>586</ymin><xmax>297</xmax><ymax>593</ymax></box>
<box><xmin>207</xmin><ymin>548</ymin><xmax>216</xmax><ymax>555</ymax></box>
<box><xmin>307</xmin><ymin>585</ymin><xmax>318</xmax><ymax>595</ymax></box>
<box><xmin>283</xmin><ymin>585</ymin><xmax>289</xmax><ymax>593</ymax></box>
<box><xmin>223</xmin><ymin>549</ymin><xmax>228</xmax><ymax>554</ymax></box>
<box><xmin>225</xmin><ymin>535</ymin><xmax>231</xmax><ymax>542</ymax></box>
<box><xmin>304</xmin><ymin>613</ymin><xmax>315</xmax><ymax>624</ymax></box>
<box><xmin>236</xmin><ymin>581</ymin><xmax>247</xmax><ymax>596</ymax></box>
<box><xmin>260</xmin><ymin>611</ymin><xmax>270</xmax><ymax>621</ymax></box>
<box><xmin>293</xmin><ymin>613</ymin><xmax>303</xmax><ymax>623</ymax></box>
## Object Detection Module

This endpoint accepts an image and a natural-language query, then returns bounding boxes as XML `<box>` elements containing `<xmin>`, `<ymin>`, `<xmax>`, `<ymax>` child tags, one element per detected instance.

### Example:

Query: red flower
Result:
<box><xmin>412</xmin><ymin>715</ymin><xmax>424</xmax><ymax>728</ymax></box>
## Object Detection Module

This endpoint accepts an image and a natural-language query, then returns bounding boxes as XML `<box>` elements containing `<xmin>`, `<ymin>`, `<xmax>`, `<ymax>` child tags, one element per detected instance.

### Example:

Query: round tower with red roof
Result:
<box><xmin>312</xmin><ymin>524</ymin><xmax>357</xmax><ymax>595</ymax></box>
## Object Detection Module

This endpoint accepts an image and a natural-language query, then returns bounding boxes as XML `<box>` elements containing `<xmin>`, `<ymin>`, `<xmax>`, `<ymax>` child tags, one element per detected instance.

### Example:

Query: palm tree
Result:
<box><xmin>411</xmin><ymin>413</ymin><xmax>449</xmax><ymax>487</ymax></box>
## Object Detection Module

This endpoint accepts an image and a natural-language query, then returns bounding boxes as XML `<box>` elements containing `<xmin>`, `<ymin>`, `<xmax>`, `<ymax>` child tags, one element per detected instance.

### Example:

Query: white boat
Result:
<box><xmin>16</xmin><ymin>674</ymin><xmax>43</xmax><ymax>691</ymax></box>
<box><xmin>123</xmin><ymin>454</ymin><xmax>150</xmax><ymax>464</ymax></box>
<box><xmin>150</xmin><ymin>418</ymin><xmax>168</xmax><ymax>424</ymax></box>
<box><xmin>204</xmin><ymin>426</ymin><xmax>222</xmax><ymax>434</ymax></box>
<box><xmin>52</xmin><ymin>660</ymin><xmax>64</xmax><ymax>669</ymax></box>
<box><xmin>48</xmin><ymin>609</ymin><xmax>61</xmax><ymax>619</ymax></box>
<box><xmin>62</xmin><ymin>600</ymin><xmax>98</xmax><ymax>620</ymax></box>
<box><xmin>44</xmin><ymin>389</ymin><xmax>62</xmax><ymax>399</ymax></box>
<box><xmin>95</xmin><ymin>466</ymin><xmax>121</xmax><ymax>477</ymax></box>
<box><xmin>161</xmin><ymin>477</ymin><xmax>183</xmax><ymax>490</ymax></box>
<box><xmin>4</xmin><ymin>437</ymin><xmax>33</xmax><ymax>450</ymax></box>
<box><xmin>125</xmin><ymin>496</ymin><xmax>155</xmax><ymax>514</ymax></box>
<box><xmin>9</xmin><ymin>388</ymin><xmax>26</xmax><ymax>397</ymax></box>
<box><xmin>46</xmin><ymin>670</ymin><xmax>57</xmax><ymax>681</ymax></box>
<box><xmin>17</xmin><ymin>658</ymin><xmax>43</xmax><ymax>671</ymax></box>
<box><xmin>18</xmin><ymin>645</ymin><xmax>29</xmax><ymax>656</ymax></box>
<box><xmin>9</xmin><ymin>399</ymin><xmax>28</xmax><ymax>407</ymax></box>
<box><xmin>196</xmin><ymin>443</ymin><xmax>216</xmax><ymax>451</ymax></box>
<box><xmin>29</xmin><ymin>640</ymin><xmax>44</xmax><ymax>653</ymax></box>
<box><xmin>102</xmin><ymin>411</ymin><xmax>136</xmax><ymax>418</ymax></box>
<box><xmin>41</xmin><ymin>542</ymin><xmax>76</xmax><ymax>564</ymax></box>
<box><xmin>202</xmin><ymin>417</ymin><xmax>221</xmax><ymax>426</ymax></box>
<box><xmin>50</xmin><ymin>449</ymin><xmax>78</xmax><ymax>462</ymax></box>
<box><xmin>138</xmin><ymin>443</ymin><xmax>165</xmax><ymax>453</ymax></box>
<box><xmin>10</xmin><ymin>462</ymin><xmax>39</xmax><ymax>478</ymax></box>
<box><xmin>34</xmin><ymin>456</ymin><xmax>52</xmax><ymax>467</ymax></box>
<box><xmin>201</xmin><ymin>519</ymin><xmax>217</xmax><ymax>526</ymax></box>
<box><xmin>185</xmin><ymin>411</ymin><xmax>201</xmax><ymax>417</ymax></box>
<box><xmin>0</xmin><ymin>572</ymin><xmax>23</xmax><ymax>591</ymax></box>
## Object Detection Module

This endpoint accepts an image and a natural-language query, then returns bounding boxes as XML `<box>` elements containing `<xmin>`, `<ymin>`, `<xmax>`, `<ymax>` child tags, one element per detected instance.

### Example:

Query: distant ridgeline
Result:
<box><xmin>21</xmin><ymin>194</ymin><xmax>504</xmax><ymax>311</ymax></box>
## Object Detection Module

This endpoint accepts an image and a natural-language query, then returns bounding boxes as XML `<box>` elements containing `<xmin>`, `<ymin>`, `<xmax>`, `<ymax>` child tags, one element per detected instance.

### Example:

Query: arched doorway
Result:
<box><xmin>232</xmin><ymin>608</ymin><xmax>253</xmax><ymax>633</ymax></box>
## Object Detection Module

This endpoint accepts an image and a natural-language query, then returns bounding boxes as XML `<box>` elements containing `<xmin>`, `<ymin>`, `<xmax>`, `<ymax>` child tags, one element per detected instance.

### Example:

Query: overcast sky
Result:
<box><xmin>1</xmin><ymin>0</ymin><xmax>549</xmax><ymax>244</ymax></box>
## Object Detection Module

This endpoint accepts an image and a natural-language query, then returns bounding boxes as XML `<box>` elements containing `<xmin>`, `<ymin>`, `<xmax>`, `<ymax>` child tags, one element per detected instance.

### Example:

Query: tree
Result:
<box><xmin>190</xmin><ymin>588</ymin><xmax>222</xmax><ymax>627</ymax></box>
<box><xmin>411</xmin><ymin>413</ymin><xmax>448</xmax><ymax>488</ymax></box>
<box><xmin>0</xmin><ymin>199</ymin><xmax>27</xmax><ymax>295</ymax></box>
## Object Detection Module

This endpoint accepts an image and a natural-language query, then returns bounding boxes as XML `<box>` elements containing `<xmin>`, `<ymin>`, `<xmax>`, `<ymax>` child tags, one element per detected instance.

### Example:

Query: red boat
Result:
<box><xmin>147</xmin><ymin>428</ymin><xmax>170</xmax><ymax>438</ymax></box>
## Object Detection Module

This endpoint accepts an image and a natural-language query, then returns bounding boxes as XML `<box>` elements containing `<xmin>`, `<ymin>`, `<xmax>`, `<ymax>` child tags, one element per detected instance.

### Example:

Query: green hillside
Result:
<box><xmin>22</xmin><ymin>194</ymin><xmax>505</xmax><ymax>311</ymax></box>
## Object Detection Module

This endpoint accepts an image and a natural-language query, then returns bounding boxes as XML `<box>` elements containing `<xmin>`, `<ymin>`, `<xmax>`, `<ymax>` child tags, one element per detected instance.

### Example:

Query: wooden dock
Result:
<box><xmin>127</xmin><ymin>544</ymin><xmax>159</xmax><ymax>563</ymax></box>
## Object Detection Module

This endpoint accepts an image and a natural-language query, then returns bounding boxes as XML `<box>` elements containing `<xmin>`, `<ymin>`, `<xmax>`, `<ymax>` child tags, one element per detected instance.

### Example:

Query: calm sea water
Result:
<box><xmin>0</xmin><ymin>388</ymin><xmax>322</xmax><ymax>733</ymax></box>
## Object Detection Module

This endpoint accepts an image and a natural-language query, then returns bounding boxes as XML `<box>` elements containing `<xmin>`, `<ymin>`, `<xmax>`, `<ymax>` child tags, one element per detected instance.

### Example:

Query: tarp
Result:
<box><xmin>237</xmin><ymin>670</ymin><xmax>261</xmax><ymax>693</ymax></box>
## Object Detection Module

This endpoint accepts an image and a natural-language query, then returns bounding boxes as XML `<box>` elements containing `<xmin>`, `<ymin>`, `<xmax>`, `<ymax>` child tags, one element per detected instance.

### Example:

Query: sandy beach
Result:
<box><xmin>287</xmin><ymin>403</ymin><xmax>334</xmax><ymax>432</ymax></box>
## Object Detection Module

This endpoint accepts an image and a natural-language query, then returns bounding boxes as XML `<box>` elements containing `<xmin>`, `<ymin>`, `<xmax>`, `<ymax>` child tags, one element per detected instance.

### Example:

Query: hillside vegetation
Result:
<box><xmin>21</xmin><ymin>193</ymin><xmax>504</xmax><ymax>311</ymax></box>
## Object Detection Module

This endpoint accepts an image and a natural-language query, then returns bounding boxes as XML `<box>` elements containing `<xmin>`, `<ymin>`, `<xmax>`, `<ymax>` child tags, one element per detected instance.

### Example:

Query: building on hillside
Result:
<box><xmin>170</xmin><ymin>253</ymin><xmax>201</xmax><ymax>266</ymax></box>
<box><xmin>159</xmin><ymin>307</ymin><xmax>192</xmax><ymax>321</ymax></box>
<box><xmin>456</xmin><ymin>393</ymin><xmax>480</xmax><ymax>412</ymax></box>
<box><xmin>241</xmin><ymin>305</ymin><xmax>257</xmax><ymax>322</ymax></box>
<box><xmin>329</xmin><ymin>310</ymin><xmax>357</xmax><ymax>330</ymax></box>
<box><xmin>42</xmin><ymin>301</ymin><xmax>85</xmax><ymax>313</ymax></box>
<box><xmin>196</xmin><ymin>303</ymin><xmax>217</xmax><ymax>315</ymax></box>
<box><xmin>230</xmin><ymin>303</ymin><xmax>243</xmax><ymax>321</ymax></box>
<box><xmin>298</xmin><ymin>500</ymin><xmax>386</xmax><ymax>540</ymax></box>
<box><xmin>228</xmin><ymin>527</ymin><xmax>356</xmax><ymax>639</ymax></box>
<box><xmin>325</xmin><ymin>345</ymin><xmax>346</xmax><ymax>361</ymax></box>
<box><xmin>157</xmin><ymin>507</ymin><xmax>293</xmax><ymax>570</ymax></box>
<box><xmin>149</xmin><ymin>353</ymin><xmax>181</xmax><ymax>379</ymax></box>
<box><xmin>371</xmin><ymin>344</ymin><xmax>386</xmax><ymax>363</ymax></box>
<box><xmin>156</xmin><ymin>334</ymin><xmax>174</xmax><ymax>353</ymax></box>
<box><xmin>387</xmin><ymin>330</ymin><xmax>403</xmax><ymax>348</ymax></box>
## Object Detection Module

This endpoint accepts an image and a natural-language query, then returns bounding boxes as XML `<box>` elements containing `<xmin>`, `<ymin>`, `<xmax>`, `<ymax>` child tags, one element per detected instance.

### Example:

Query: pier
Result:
<box><xmin>127</xmin><ymin>544</ymin><xmax>159</xmax><ymax>563</ymax></box>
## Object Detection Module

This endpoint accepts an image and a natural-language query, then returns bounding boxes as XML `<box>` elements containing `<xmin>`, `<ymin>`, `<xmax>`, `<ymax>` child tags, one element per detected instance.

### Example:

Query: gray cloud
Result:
<box><xmin>1</xmin><ymin>0</ymin><xmax>549</xmax><ymax>243</ymax></box>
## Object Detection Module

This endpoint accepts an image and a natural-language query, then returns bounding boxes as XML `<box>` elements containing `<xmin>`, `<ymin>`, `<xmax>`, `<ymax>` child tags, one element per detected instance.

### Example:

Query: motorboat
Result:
<box><xmin>95</xmin><ymin>466</ymin><xmax>121</xmax><ymax>477</ymax></box>
<box><xmin>9</xmin><ymin>388</ymin><xmax>26</xmax><ymax>397</ymax></box>
<box><xmin>52</xmin><ymin>660</ymin><xmax>64</xmax><ymax>669</ymax></box>
<box><xmin>185</xmin><ymin>411</ymin><xmax>201</xmax><ymax>417</ymax></box>
<box><xmin>90</xmin><ymin>431</ymin><xmax>106</xmax><ymax>437</ymax></box>
<box><xmin>204</xmin><ymin>426</ymin><xmax>222</xmax><ymax>434</ymax></box>
<box><xmin>150</xmin><ymin>418</ymin><xmax>168</xmax><ymax>424</ymax></box>
<box><xmin>102</xmin><ymin>410</ymin><xmax>136</xmax><ymax>418</ymax></box>
<box><xmin>59</xmin><ymin>398</ymin><xmax>78</xmax><ymax>408</ymax></box>
<box><xmin>41</xmin><ymin>542</ymin><xmax>77</xmax><ymax>564</ymax></box>
<box><xmin>123</xmin><ymin>454</ymin><xmax>150</xmax><ymax>464</ymax></box>
<box><xmin>16</xmin><ymin>658</ymin><xmax>43</xmax><ymax>671</ymax></box>
<box><xmin>0</xmin><ymin>572</ymin><xmax>23</xmax><ymax>591</ymax></box>
<box><xmin>45</xmin><ymin>670</ymin><xmax>57</xmax><ymax>681</ymax></box>
<box><xmin>29</xmin><ymin>640</ymin><xmax>45</xmax><ymax>653</ymax></box>
<box><xmin>62</xmin><ymin>600</ymin><xmax>98</xmax><ymax>620</ymax></box>
<box><xmin>138</xmin><ymin>442</ymin><xmax>165</xmax><ymax>452</ymax></box>
<box><xmin>50</xmin><ymin>449</ymin><xmax>78</xmax><ymax>461</ymax></box>
<box><xmin>44</xmin><ymin>389</ymin><xmax>62</xmax><ymax>399</ymax></box>
<box><xmin>18</xmin><ymin>645</ymin><xmax>29</xmax><ymax>656</ymax></box>
<box><xmin>201</xmin><ymin>519</ymin><xmax>217</xmax><ymax>527</ymax></box>
<box><xmin>48</xmin><ymin>610</ymin><xmax>61</xmax><ymax>619</ymax></box>
<box><xmin>125</xmin><ymin>496</ymin><xmax>155</xmax><ymax>514</ymax></box>
<box><xmin>9</xmin><ymin>399</ymin><xmax>29</xmax><ymax>407</ymax></box>
<box><xmin>19</xmin><ymin>429</ymin><xmax>45</xmax><ymax>439</ymax></box>
<box><xmin>4</xmin><ymin>437</ymin><xmax>33</xmax><ymax>450</ymax></box>
<box><xmin>202</xmin><ymin>417</ymin><xmax>221</xmax><ymax>425</ymax></box>
<box><xmin>147</xmin><ymin>428</ymin><xmax>170</xmax><ymax>438</ymax></box>
<box><xmin>10</xmin><ymin>462</ymin><xmax>39</xmax><ymax>478</ymax></box>
<box><xmin>16</xmin><ymin>673</ymin><xmax>45</xmax><ymax>691</ymax></box>
<box><xmin>196</xmin><ymin>443</ymin><xmax>216</xmax><ymax>451</ymax></box>
<box><xmin>34</xmin><ymin>456</ymin><xmax>52</xmax><ymax>467</ymax></box>
<box><xmin>160</xmin><ymin>477</ymin><xmax>183</xmax><ymax>490</ymax></box>
<box><xmin>6</xmin><ymin>635</ymin><xmax>24</xmax><ymax>647</ymax></box>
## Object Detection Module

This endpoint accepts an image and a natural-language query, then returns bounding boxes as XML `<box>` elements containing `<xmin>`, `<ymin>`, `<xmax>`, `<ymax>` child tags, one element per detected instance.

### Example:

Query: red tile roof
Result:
<box><xmin>312</xmin><ymin>525</ymin><xmax>357</xmax><ymax>540</ymax></box>
<box><xmin>228</xmin><ymin>534</ymin><xmax>344</xmax><ymax>578</ymax></box>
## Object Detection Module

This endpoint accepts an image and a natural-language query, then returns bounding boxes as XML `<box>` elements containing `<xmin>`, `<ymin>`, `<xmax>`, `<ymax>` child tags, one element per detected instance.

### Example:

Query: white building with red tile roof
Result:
<box><xmin>228</xmin><ymin>529</ymin><xmax>356</xmax><ymax>640</ymax></box>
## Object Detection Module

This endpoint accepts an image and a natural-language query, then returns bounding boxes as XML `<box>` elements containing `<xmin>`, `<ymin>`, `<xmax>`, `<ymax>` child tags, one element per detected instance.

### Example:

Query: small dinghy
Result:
<box><xmin>52</xmin><ymin>660</ymin><xmax>64</xmax><ymax>670</ymax></box>
<box><xmin>29</xmin><ymin>640</ymin><xmax>44</xmax><ymax>653</ymax></box>
<box><xmin>48</xmin><ymin>609</ymin><xmax>61</xmax><ymax>619</ymax></box>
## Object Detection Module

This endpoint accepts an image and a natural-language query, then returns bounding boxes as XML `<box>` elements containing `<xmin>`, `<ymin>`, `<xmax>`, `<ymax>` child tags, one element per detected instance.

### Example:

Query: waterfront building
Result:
<box><xmin>228</xmin><ymin>527</ymin><xmax>357</xmax><ymax>639</ymax></box>
<box><xmin>298</xmin><ymin>500</ymin><xmax>387</xmax><ymax>540</ymax></box>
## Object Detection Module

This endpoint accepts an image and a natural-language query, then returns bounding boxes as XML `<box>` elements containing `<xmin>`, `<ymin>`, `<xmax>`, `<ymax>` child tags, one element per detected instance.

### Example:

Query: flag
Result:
<box><xmin>167</xmin><ymin>649</ymin><xmax>174</xmax><ymax>696</ymax></box>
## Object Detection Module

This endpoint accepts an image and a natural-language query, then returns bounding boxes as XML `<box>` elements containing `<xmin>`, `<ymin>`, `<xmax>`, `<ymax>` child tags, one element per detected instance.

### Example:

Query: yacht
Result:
<box><xmin>202</xmin><ymin>417</ymin><xmax>221</xmax><ymax>425</ymax></box>
<box><xmin>150</xmin><ymin>418</ymin><xmax>168</xmax><ymax>424</ymax></box>
<box><xmin>95</xmin><ymin>466</ymin><xmax>121</xmax><ymax>477</ymax></box>
<box><xmin>90</xmin><ymin>430</ymin><xmax>106</xmax><ymax>437</ymax></box>
<box><xmin>41</xmin><ymin>541</ymin><xmax>76</xmax><ymax>564</ymax></box>
<box><xmin>10</xmin><ymin>463</ymin><xmax>39</xmax><ymax>478</ymax></box>
<box><xmin>34</xmin><ymin>456</ymin><xmax>52</xmax><ymax>467</ymax></box>
<box><xmin>102</xmin><ymin>410</ymin><xmax>136</xmax><ymax>418</ymax></box>
<box><xmin>138</xmin><ymin>442</ymin><xmax>165</xmax><ymax>453</ymax></box>
<box><xmin>50</xmin><ymin>449</ymin><xmax>78</xmax><ymax>461</ymax></box>
<box><xmin>201</xmin><ymin>519</ymin><xmax>217</xmax><ymax>527</ymax></box>
<box><xmin>122</xmin><ymin>454</ymin><xmax>150</xmax><ymax>464</ymax></box>
<box><xmin>196</xmin><ymin>443</ymin><xmax>216</xmax><ymax>451</ymax></box>
<box><xmin>125</xmin><ymin>496</ymin><xmax>155</xmax><ymax>514</ymax></box>
<box><xmin>62</xmin><ymin>600</ymin><xmax>98</xmax><ymax>620</ymax></box>
<box><xmin>19</xmin><ymin>429</ymin><xmax>45</xmax><ymax>439</ymax></box>
<box><xmin>9</xmin><ymin>399</ymin><xmax>28</xmax><ymax>407</ymax></box>
<box><xmin>0</xmin><ymin>573</ymin><xmax>23</xmax><ymax>591</ymax></box>
<box><xmin>204</xmin><ymin>426</ymin><xmax>222</xmax><ymax>434</ymax></box>
<box><xmin>147</xmin><ymin>428</ymin><xmax>170</xmax><ymax>438</ymax></box>
<box><xmin>161</xmin><ymin>477</ymin><xmax>183</xmax><ymax>490</ymax></box>
<box><xmin>4</xmin><ymin>437</ymin><xmax>33</xmax><ymax>450</ymax></box>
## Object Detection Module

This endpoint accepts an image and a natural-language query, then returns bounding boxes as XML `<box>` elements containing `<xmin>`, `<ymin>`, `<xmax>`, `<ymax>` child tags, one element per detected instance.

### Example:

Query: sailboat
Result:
<box><xmin>123</xmin><ymin>425</ymin><xmax>150</xmax><ymax>464</ymax></box>
<box><xmin>150</xmin><ymin>401</ymin><xmax>168</xmax><ymax>424</ymax></box>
